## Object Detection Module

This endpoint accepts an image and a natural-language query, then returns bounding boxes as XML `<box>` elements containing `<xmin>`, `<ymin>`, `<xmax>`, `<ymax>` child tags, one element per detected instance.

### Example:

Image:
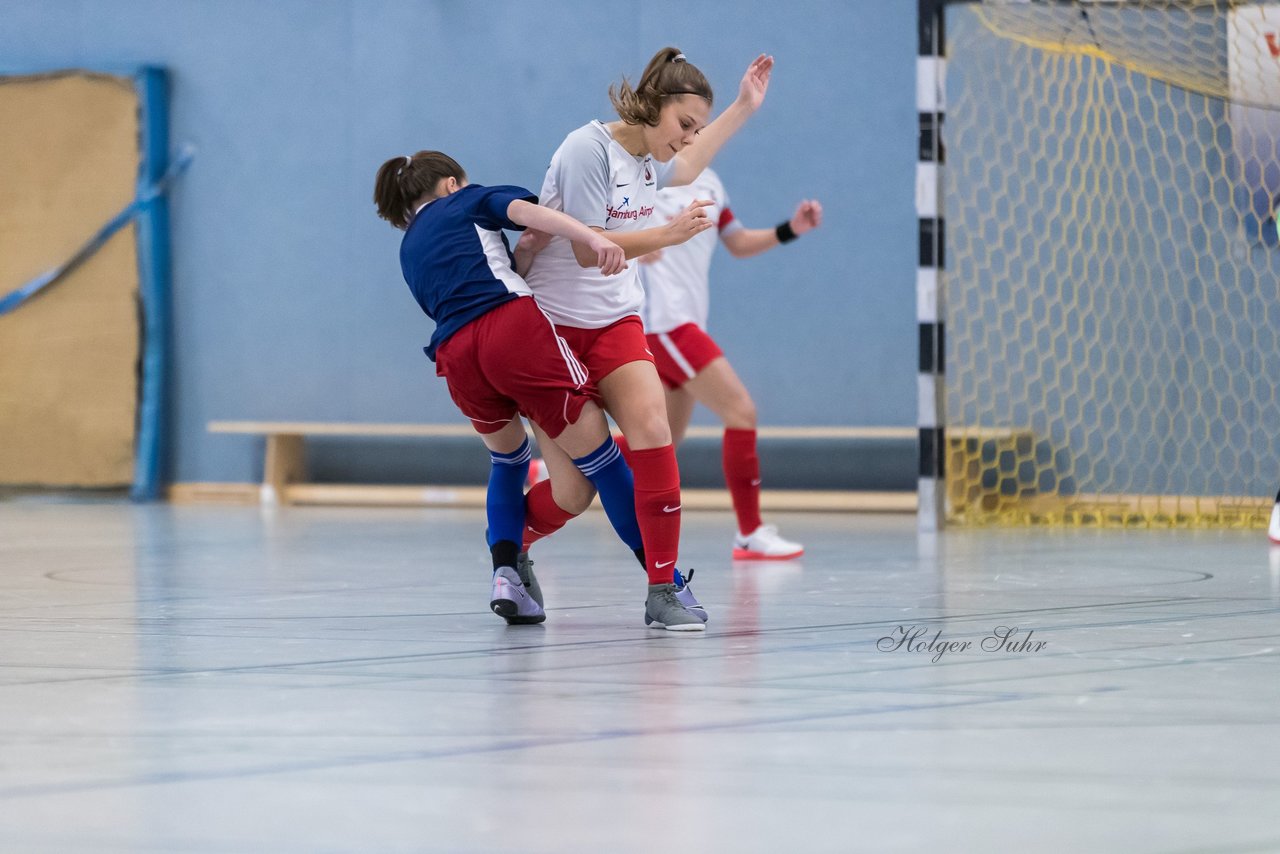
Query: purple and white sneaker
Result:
<box><xmin>490</xmin><ymin>566</ymin><xmax>545</xmax><ymax>625</ymax></box>
<box><xmin>671</xmin><ymin>568</ymin><xmax>708</xmax><ymax>623</ymax></box>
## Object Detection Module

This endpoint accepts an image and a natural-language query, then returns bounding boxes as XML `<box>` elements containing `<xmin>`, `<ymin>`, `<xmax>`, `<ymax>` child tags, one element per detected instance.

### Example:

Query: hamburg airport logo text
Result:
<box><xmin>877</xmin><ymin>625</ymin><xmax>1047</xmax><ymax>663</ymax></box>
<box><xmin>607</xmin><ymin>203</ymin><xmax>654</xmax><ymax>222</ymax></box>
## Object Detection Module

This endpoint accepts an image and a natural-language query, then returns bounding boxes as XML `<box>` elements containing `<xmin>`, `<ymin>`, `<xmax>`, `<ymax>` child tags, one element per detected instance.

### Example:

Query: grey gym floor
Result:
<box><xmin>1</xmin><ymin>500</ymin><xmax>1278</xmax><ymax>853</ymax></box>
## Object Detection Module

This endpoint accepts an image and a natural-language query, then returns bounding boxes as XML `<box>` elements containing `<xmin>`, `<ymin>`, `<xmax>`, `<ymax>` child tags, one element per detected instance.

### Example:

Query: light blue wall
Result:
<box><xmin>0</xmin><ymin>0</ymin><xmax>918</xmax><ymax>483</ymax></box>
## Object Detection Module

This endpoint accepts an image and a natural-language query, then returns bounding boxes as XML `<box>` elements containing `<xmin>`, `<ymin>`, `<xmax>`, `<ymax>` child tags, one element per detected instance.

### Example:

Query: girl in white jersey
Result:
<box><xmin>637</xmin><ymin>168</ymin><xmax>822</xmax><ymax>560</ymax></box>
<box><xmin>521</xmin><ymin>48</ymin><xmax>774</xmax><ymax>609</ymax></box>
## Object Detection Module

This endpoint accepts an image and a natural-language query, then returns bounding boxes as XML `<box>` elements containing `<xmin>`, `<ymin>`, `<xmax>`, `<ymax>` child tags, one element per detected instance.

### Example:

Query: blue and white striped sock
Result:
<box><xmin>486</xmin><ymin>437</ymin><xmax>531</xmax><ymax>565</ymax></box>
<box><xmin>572</xmin><ymin>436</ymin><xmax>644</xmax><ymax>553</ymax></box>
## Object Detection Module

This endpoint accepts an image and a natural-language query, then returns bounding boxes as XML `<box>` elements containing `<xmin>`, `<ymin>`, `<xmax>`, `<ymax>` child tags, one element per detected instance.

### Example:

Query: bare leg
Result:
<box><xmin>664</xmin><ymin>385</ymin><xmax>696</xmax><ymax>446</ymax></box>
<box><xmin>681</xmin><ymin>356</ymin><xmax>757</xmax><ymax>429</ymax></box>
<box><xmin>598</xmin><ymin>361</ymin><xmax>672</xmax><ymax>449</ymax></box>
<box><xmin>529</xmin><ymin>418</ymin><xmax>596</xmax><ymax>516</ymax></box>
<box><xmin>476</xmin><ymin>418</ymin><xmax>530</xmax><ymax>455</ymax></box>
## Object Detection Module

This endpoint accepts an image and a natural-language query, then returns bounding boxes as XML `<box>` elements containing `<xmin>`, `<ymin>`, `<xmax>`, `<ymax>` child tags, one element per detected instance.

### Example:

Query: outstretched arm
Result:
<box><xmin>507</xmin><ymin>199</ymin><xmax>626</xmax><ymax>275</ymax></box>
<box><xmin>562</xmin><ymin>199</ymin><xmax>716</xmax><ymax>266</ymax></box>
<box><xmin>721</xmin><ymin>199</ymin><xmax>822</xmax><ymax>258</ymax></box>
<box><xmin>666</xmin><ymin>55</ymin><xmax>774</xmax><ymax>187</ymax></box>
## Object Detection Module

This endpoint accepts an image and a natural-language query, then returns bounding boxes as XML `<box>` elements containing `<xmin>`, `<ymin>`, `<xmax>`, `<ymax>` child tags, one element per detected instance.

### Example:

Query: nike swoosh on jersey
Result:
<box><xmin>655</xmin><ymin>560</ymin><xmax>675</xmax><ymax>568</ymax></box>
<box><xmin>662</xmin><ymin>505</ymin><xmax>681</xmax><ymax>513</ymax></box>
<box><xmin>615</xmin><ymin>182</ymin><xmax>630</xmax><ymax>187</ymax></box>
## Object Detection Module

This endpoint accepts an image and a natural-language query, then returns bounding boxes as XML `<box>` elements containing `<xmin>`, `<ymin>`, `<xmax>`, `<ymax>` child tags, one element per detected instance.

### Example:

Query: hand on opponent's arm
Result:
<box><xmin>507</xmin><ymin>199</ymin><xmax>626</xmax><ymax>276</ymax></box>
<box><xmin>512</xmin><ymin>228</ymin><xmax>552</xmax><ymax>277</ymax></box>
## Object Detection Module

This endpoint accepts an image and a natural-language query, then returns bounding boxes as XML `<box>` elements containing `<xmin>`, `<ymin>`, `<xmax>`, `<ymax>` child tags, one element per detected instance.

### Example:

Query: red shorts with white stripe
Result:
<box><xmin>554</xmin><ymin>315</ymin><xmax>655</xmax><ymax>385</ymax></box>
<box><xmin>647</xmin><ymin>323</ymin><xmax>724</xmax><ymax>390</ymax></box>
<box><xmin>433</xmin><ymin>296</ymin><xmax>590</xmax><ymax>438</ymax></box>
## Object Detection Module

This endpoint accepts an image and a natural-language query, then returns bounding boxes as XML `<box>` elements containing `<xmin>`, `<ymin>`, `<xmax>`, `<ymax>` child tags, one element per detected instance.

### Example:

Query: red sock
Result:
<box><xmin>522</xmin><ymin>479</ymin><xmax>577</xmax><ymax>550</ymax></box>
<box><xmin>613</xmin><ymin>433</ymin><xmax>632</xmax><ymax>464</ymax></box>
<box><xmin>723</xmin><ymin>428</ymin><xmax>763</xmax><ymax>536</ymax></box>
<box><xmin>628</xmin><ymin>444</ymin><xmax>682</xmax><ymax>584</ymax></box>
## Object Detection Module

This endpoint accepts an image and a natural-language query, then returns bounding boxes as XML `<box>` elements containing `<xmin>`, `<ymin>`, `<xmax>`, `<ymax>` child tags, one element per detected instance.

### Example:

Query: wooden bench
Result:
<box><xmin>199</xmin><ymin>420</ymin><xmax>917</xmax><ymax>512</ymax></box>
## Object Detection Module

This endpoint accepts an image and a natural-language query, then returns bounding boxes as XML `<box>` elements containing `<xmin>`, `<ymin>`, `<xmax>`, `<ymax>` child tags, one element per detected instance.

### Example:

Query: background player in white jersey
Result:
<box><xmin>636</xmin><ymin>168</ymin><xmax>822</xmax><ymax>560</ymax></box>
<box><xmin>520</xmin><ymin>47</ymin><xmax>774</xmax><ymax>623</ymax></box>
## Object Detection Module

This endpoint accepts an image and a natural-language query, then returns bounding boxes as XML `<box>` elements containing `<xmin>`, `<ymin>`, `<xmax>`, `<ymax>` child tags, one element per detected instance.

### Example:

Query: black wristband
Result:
<box><xmin>776</xmin><ymin>221</ymin><xmax>798</xmax><ymax>244</ymax></box>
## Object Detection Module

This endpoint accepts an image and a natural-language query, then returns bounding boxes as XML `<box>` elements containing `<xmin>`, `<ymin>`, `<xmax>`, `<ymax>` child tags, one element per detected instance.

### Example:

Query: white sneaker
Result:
<box><xmin>1269</xmin><ymin>501</ymin><xmax>1280</xmax><ymax>544</ymax></box>
<box><xmin>732</xmin><ymin>524</ymin><xmax>804</xmax><ymax>561</ymax></box>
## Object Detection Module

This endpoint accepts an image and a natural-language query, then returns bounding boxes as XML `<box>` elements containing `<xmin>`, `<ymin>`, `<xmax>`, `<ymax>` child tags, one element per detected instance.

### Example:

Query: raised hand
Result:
<box><xmin>737</xmin><ymin>54</ymin><xmax>774</xmax><ymax>113</ymax></box>
<box><xmin>790</xmin><ymin>199</ymin><xmax>823</xmax><ymax>235</ymax></box>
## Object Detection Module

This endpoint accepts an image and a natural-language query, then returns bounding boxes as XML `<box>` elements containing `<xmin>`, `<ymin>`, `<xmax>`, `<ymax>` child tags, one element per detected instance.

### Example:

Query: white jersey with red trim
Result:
<box><xmin>525</xmin><ymin>120</ymin><xmax>673</xmax><ymax>329</ymax></box>
<box><xmin>639</xmin><ymin>168</ymin><xmax>742</xmax><ymax>334</ymax></box>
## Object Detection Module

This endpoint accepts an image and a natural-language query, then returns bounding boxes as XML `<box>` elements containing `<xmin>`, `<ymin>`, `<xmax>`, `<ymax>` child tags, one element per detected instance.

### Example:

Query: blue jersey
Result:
<box><xmin>399</xmin><ymin>184</ymin><xmax>538</xmax><ymax>360</ymax></box>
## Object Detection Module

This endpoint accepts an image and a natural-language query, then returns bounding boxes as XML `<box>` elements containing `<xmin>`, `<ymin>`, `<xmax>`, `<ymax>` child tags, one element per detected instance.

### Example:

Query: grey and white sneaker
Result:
<box><xmin>490</xmin><ymin>565</ymin><xmax>545</xmax><ymax>625</ymax></box>
<box><xmin>644</xmin><ymin>583</ymin><xmax>705</xmax><ymax>632</ymax></box>
<box><xmin>516</xmin><ymin>552</ymin><xmax>543</xmax><ymax>607</ymax></box>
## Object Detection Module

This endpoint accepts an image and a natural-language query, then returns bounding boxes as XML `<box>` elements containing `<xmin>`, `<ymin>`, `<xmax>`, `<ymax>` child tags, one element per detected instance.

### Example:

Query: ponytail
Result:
<box><xmin>373</xmin><ymin>151</ymin><xmax>467</xmax><ymax>230</ymax></box>
<box><xmin>609</xmin><ymin>46</ymin><xmax>713</xmax><ymax>127</ymax></box>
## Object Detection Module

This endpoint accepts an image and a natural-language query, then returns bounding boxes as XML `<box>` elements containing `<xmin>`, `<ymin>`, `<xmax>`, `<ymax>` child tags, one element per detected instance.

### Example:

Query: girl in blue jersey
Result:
<box><xmin>373</xmin><ymin>150</ymin><xmax>705</xmax><ymax>630</ymax></box>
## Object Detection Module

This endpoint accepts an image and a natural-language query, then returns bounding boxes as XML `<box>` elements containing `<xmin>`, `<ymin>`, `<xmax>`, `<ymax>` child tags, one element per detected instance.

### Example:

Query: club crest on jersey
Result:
<box><xmin>644</xmin><ymin>163</ymin><xmax>654</xmax><ymax>185</ymax></box>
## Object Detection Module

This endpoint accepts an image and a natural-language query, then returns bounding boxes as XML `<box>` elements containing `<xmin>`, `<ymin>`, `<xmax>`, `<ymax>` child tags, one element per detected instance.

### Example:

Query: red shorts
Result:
<box><xmin>434</xmin><ymin>296</ymin><xmax>591</xmax><ymax>438</ymax></box>
<box><xmin>646</xmin><ymin>323</ymin><xmax>724</xmax><ymax>390</ymax></box>
<box><xmin>555</xmin><ymin>316</ymin><xmax>655</xmax><ymax>387</ymax></box>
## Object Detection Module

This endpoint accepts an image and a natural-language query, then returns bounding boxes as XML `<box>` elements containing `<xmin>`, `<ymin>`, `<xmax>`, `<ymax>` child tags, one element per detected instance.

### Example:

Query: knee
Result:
<box><xmin>625</xmin><ymin>408</ymin><xmax>673</xmax><ymax>449</ymax></box>
<box><xmin>551</xmin><ymin>478</ymin><xmax>596</xmax><ymax>515</ymax></box>
<box><xmin>723</xmin><ymin>395</ymin><xmax>757</xmax><ymax>430</ymax></box>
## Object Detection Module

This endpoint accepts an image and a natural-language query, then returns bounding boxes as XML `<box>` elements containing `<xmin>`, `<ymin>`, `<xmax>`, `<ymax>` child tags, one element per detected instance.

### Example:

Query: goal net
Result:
<box><xmin>942</xmin><ymin>0</ymin><xmax>1280</xmax><ymax>526</ymax></box>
